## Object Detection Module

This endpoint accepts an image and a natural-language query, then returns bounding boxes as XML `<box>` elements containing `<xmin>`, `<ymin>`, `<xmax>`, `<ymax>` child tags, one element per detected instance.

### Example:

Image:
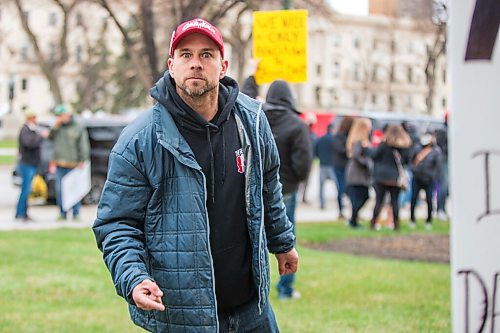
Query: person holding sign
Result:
<box><xmin>48</xmin><ymin>104</ymin><xmax>90</xmax><ymax>221</ymax></box>
<box><xmin>93</xmin><ymin>18</ymin><xmax>297</xmax><ymax>332</ymax></box>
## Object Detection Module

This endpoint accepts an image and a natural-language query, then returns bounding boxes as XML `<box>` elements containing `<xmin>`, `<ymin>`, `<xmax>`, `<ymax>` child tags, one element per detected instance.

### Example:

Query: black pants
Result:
<box><xmin>347</xmin><ymin>185</ymin><xmax>369</xmax><ymax>226</ymax></box>
<box><xmin>371</xmin><ymin>182</ymin><xmax>401</xmax><ymax>229</ymax></box>
<box><xmin>410</xmin><ymin>177</ymin><xmax>434</xmax><ymax>223</ymax></box>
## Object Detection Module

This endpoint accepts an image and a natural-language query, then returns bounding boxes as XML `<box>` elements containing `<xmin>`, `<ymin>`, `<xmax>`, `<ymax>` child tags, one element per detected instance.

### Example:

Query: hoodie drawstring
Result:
<box><xmin>221</xmin><ymin>125</ymin><xmax>226</xmax><ymax>185</ymax></box>
<box><xmin>206</xmin><ymin>126</ymin><xmax>215</xmax><ymax>204</ymax></box>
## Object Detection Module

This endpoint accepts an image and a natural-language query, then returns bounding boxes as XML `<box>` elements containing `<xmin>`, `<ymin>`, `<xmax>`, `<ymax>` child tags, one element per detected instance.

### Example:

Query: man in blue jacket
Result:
<box><xmin>93</xmin><ymin>18</ymin><xmax>298</xmax><ymax>333</ymax></box>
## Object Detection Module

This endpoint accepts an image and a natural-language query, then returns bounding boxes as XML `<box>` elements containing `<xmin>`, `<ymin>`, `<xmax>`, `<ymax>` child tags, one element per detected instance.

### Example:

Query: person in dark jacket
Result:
<box><xmin>315</xmin><ymin>124</ymin><xmax>336</xmax><ymax>211</ymax></box>
<box><xmin>345</xmin><ymin>117</ymin><xmax>373</xmax><ymax>228</ymax></box>
<box><xmin>434</xmin><ymin>114</ymin><xmax>449</xmax><ymax>220</ymax></box>
<box><xmin>331</xmin><ymin>116</ymin><xmax>354</xmax><ymax>219</ymax></box>
<box><xmin>370</xmin><ymin>124</ymin><xmax>412</xmax><ymax>230</ymax></box>
<box><xmin>409</xmin><ymin>133</ymin><xmax>443</xmax><ymax>229</ymax></box>
<box><xmin>263</xmin><ymin>80</ymin><xmax>313</xmax><ymax>299</ymax></box>
<box><xmin>93</xmin><ymin>18</ymin><xmax>297</xmax><ymax>333</ymax></box>
<box><xmin>15</xmin><ymin>111</ymin><xmax>47</xmax><ymax>221</ymax></box>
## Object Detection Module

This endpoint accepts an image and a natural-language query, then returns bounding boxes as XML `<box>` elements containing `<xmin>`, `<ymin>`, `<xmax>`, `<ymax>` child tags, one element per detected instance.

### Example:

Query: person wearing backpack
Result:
<box><xmin>409</xmin><ymin>133</ymin><xmax>443</xmax><ymax>230</ymax></box>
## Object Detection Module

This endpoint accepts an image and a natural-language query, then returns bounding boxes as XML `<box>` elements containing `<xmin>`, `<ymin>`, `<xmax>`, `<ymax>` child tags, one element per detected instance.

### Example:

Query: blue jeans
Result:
<box><xmin>319</xmin><ymin>166</ymin><xmax>336</xmax><ymax>209</ymax></box>
<box><xmin>56</xmin><ymin>166</ymin><xmax>81</xmax><ymax>218</ymax></box>
<box><xmin>276</xmin><ymin>192</ymin><xmax>296</xmax><ymax>298</ymax></box>
<box><xmin>15</xmin><ymin>162</ymin><xmax>38</xmax><ymax>218</ymax></box>
<box><xmin>218</xmin><ymin>297</ymin><xmax>280</xmax><ymax>332</ymax></box>
<box><xmin>333</xmin><ymin>167</ymin><xmax>346</xmax><ymax>212</ymax></box>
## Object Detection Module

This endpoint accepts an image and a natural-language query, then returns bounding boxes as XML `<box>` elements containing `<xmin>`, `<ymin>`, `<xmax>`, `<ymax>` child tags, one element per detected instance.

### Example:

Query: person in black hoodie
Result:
<box><xmin>263</xmin><ymin>80</ymin><xmax>313</xmax><ymax>299</ymax></box>
<box><xmin>94</xmin><ymin>18</ymin><xmax>297</xmax><ymax>332</ymax></box>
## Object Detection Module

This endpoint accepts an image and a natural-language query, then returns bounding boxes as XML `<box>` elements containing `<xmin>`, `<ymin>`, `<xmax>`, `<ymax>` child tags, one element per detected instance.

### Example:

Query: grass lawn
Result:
<box><xmin>0</xmin><ymin>224</ymin><xmax>450</xmax><ymax>333</ymax></box>
<box><xmin>0</xmin><ymin>139</ymin><xmax>17</xmax><ymax>149</ymax></box>
<box><xmin>0</xmin><ymin>139</ymin><xmax>17</xmax><ymax>165</ymax></box>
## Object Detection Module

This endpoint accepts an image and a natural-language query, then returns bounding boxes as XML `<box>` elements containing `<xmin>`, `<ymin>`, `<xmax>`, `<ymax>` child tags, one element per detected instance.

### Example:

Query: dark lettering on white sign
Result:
<box><xmin>465</xmin><ymin>0</ymin><xmax>500</xmax><ymax>61</ymax></box>
<box><xmin>472</xmin><ymin>150</ymin><xmax>500</xmax><ymax>222</ymax></box>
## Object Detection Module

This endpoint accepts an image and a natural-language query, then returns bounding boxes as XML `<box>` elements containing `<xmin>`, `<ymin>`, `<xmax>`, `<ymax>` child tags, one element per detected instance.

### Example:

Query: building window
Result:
<box><xmin>407</xmin><ymin>66</ymin><xmax>413</xmax><ymax>83</ymax></box>
<box><xmin>353</xmin><ymin>93</ymin><xmax>359</xmax><ymax>106</ymax></box>
<box><xmin>330</xmin><ymin>88</ymin><xmax>338</xmax><ymax>105</ymax></box>
<box><xmin>391</xmin><ymin>40</ymin><xmax>396</xmax><ymax>53</ymax></box>
<box><xmin>316</xmin><ymin>64</ymin><xmax>322</xmax><ymax>76</ymax></box>
<box><xmin>390</xmin><ymin>64</ymin><xmax>395</xmax><ymax>82</ymax></box>
<box><xmin>75</xmin><ymin>44</ymin><xmax>82</xmax><ymax>63</ymax></box>
<box><xmin>333</xmin><ymin>34</ymin><xmax>341</xmax><ymax>47</ymax></box>
<box><xmin>333</xmin><ymin>61</ymin><xmax>340</xmax><ymax>78</ymax></box>
<box><xmin>372</xmin><ymin>94</ymin><xmax>377</xmax><ymax>105</ymax></box>
<box><xmin>388</xmin><ymin>94</ymin><xmax>394</xmax><ymax>108</ymax></box>
<box><xmin>408</xmin><ymin>95</ymin><xmax>413</xmax><ymax>108</ymax></box>
<box><xmin>442</xmin><ymin>98</ymin><xmax>447</xmax><ymax>108</ymax></box>
<box><xmin>353</xmin><ymin>62</ymin><xmax>360</xmax><ymax>81</ymax></box>
<box><xmin>315</xmin><ymin>86</ymin><xmax>321</xmax><ymax>106</ymax></box>
<box><xmin>354</xmin><ymin>37</ymin><xmax>361</xmax><ymax>49</ymax></box>
<box><xmin>21</xmin><ymin>78</ymin><xmax>28</xmax><ymax>91</ymax></box>
<box><xmin>20</xmin><ymin>42</ymin><xmax>29</xmax><ymax>61</ymax></box>
<box><xmin>442</xmin><ymin>69</ymin><xmax>447</xmax><ymax>84</ymax></box>
<box><xmin>49</xmin><ymin>12</ymin><xmax>57</xmax><ymax>26</ymax></box>
<box><xmin>372</xmin><ymin>64</ymin><xmax>378</xmax><ymax>82</ymax></box>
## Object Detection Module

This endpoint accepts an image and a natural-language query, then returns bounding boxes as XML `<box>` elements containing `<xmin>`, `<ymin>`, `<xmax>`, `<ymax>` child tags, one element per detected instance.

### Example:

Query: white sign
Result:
<box><xmin>451</xmin><ymin>1</ymin><xmax>500</xmax><ymax>332</ymax></box>
<box><xmin>61</xmin><ymin>161</ymin><xmax>91</xmax><ymax>211</ymax></box>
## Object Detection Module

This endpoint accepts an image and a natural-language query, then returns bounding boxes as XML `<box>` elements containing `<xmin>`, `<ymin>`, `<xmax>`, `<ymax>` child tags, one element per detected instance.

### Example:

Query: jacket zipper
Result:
<box><xmin>254</xmin><ymin>106</ymin><xmax>265</xmax><ymax>315</ymax></box>
<box><xmin>200</xmin><ymin>170</ymin><xmax>219</xmax><ymax>331</ymax></box>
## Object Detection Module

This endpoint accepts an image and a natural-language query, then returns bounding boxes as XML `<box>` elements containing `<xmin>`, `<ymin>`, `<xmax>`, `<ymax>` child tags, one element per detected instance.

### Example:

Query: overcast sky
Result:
<box><xmin>328</xmin><ymin>0</ymin><xmax>369</xmax><ymax>15</ymax></box>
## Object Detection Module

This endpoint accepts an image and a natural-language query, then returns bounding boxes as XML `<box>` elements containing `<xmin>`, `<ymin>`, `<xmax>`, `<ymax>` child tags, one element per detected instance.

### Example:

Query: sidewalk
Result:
<box><xmin>0</xmin><ymin>164</ymin><xmax>441</xmax><ymax>231</ymax></box>
<box><xmin>0</xmin><ymin>197</ymin><xmax>430</xmax><ymax>231</ymax></box>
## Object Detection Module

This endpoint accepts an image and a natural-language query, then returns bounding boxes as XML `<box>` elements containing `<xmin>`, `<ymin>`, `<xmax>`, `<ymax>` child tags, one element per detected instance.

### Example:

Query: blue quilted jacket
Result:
<box><xmin>93</xmin><ymin>93</ymin><xmax>295</xmax><ymax>332</ymax></box>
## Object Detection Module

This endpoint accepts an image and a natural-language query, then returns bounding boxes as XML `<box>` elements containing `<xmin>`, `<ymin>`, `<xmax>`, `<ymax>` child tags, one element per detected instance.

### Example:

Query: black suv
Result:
<box><xmin>39</xmin><ymin>116</ymin><xmax>131</xmax><ymax>204</ymax></box>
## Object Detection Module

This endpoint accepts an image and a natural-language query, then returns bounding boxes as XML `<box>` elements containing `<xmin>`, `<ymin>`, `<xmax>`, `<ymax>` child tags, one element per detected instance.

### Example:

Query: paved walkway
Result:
<box><xmin>0</xmin><ymin>148</ymin><xmax>16</xmax><ymax>156</ymax></box>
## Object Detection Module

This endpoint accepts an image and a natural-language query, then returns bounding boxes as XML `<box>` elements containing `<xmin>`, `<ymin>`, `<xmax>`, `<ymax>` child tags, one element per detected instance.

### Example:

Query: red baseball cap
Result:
<box><xmin>169</xmin><ymin>18</ymin><xmax>225</xmax><ymax>59</ymax></box>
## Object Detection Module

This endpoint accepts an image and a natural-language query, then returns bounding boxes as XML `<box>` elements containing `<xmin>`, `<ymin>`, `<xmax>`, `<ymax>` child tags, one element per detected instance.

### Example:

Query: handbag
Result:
<box><xmin>393</xmin><ymin>150</ymin><xmax>408</xmax><ymax>191</ymax></box>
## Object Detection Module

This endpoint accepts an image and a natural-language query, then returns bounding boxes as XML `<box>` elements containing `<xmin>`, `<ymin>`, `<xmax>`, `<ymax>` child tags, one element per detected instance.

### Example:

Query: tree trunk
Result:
<box><xmin>13</xmin><ymin>0</ymin><xmax>64</xmax><ymax>105</ymax></box>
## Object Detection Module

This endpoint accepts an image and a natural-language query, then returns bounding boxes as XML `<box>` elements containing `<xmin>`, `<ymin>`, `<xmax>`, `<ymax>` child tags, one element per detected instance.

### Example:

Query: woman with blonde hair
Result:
<box><xmin>370</xmin><ymin>123</ymin><xmax>412</xmax><ymax>230</ymax></box>
<box><xmin>345</xmin><ymin>118</ymin><xmax>373</xmax><ymax>228</ymax></box>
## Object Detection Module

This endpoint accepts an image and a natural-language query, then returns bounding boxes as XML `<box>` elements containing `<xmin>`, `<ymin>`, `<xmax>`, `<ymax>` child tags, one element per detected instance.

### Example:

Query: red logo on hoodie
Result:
<box><xmin>235</xmin><ymin>148</ymin><xmax>245</xmax><ymax>174</ymax></box>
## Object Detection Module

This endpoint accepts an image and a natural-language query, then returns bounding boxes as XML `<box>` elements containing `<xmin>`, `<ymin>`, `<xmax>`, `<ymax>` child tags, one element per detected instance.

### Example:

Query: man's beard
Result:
<box><xmin>179</xmin><ymin>79</ymin><xmax>217</xmax><ymax>97</ymax></box>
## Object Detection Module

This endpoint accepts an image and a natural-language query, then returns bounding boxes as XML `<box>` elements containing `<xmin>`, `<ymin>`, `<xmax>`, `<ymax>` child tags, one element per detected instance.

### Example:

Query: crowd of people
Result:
<box><xmin>313</xmin><ymin>114</ymin><xmax>449</xmax><ymax>231</ymax></box>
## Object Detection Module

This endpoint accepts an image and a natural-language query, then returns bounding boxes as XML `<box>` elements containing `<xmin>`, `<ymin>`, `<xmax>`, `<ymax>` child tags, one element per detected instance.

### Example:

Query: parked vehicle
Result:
<box><xmin>331</xmin><ymin>111</ymin><xmax>444</xmax><ymax>146</ymax></box>
<box><xmin>38</xmin><ymin>115</ymin><xmax>132</xmax><ymax>204</ymax></box>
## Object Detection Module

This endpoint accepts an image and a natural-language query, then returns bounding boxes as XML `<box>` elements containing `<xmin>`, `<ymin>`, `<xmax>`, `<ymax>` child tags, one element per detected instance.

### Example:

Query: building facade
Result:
<box><xmin>298</xmin><ymin>12</ymin><xmax>447</xmax><ymax>117</ymax></box>
<box><xmin>0</xmin><ymin>1</ymin><xmax>447</xmax><ymax>139</ymax></box>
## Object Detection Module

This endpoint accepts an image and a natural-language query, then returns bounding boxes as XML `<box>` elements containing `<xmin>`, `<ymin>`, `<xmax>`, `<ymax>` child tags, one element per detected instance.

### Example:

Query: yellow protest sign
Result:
<box><xmin>253</xmin><ymin>10</ymin><xmax>308</xmax><ymax>84</ymax></box>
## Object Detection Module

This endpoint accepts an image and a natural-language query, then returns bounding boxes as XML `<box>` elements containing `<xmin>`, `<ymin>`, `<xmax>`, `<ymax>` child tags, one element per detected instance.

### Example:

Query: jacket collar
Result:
<box><xmin>153</xmin><ymin>103</ymin><xmax>201</xmax><ymax>169</ymax></box>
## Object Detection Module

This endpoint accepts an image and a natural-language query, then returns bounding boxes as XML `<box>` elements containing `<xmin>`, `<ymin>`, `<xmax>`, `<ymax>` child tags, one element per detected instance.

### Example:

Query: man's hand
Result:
<box><xmin>275</xmin><ymin>248</ymin><xmax>299</xmax><ymax>276</ymax></box>
<box><xmin>132</xmin><ymin>279</ymin><xmax>165</xmax><ymax>311</ymax></box>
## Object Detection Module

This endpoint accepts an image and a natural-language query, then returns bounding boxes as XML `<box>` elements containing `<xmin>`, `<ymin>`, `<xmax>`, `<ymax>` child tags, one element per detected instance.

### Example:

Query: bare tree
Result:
<box><xmin>425</xmin><ymin>0</ymin><xmax>447</xmax><ymax>114</ymax></box>
<box><xmin>12</xmin><ymin>0</ymin><xmax>78</xmax><ymax>105</ymax></box>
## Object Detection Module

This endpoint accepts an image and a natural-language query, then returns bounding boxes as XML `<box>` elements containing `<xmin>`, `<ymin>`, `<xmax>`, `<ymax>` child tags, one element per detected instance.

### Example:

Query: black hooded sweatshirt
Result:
<box><xmin>150</xmin><ymin>73</ymin><xmax>255</xmax><ymax>311</ymax></box>
<box><xmin>263</xmin><ymin>80</ymin><xmax>313</xmax><ymax>194</ymax></box>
